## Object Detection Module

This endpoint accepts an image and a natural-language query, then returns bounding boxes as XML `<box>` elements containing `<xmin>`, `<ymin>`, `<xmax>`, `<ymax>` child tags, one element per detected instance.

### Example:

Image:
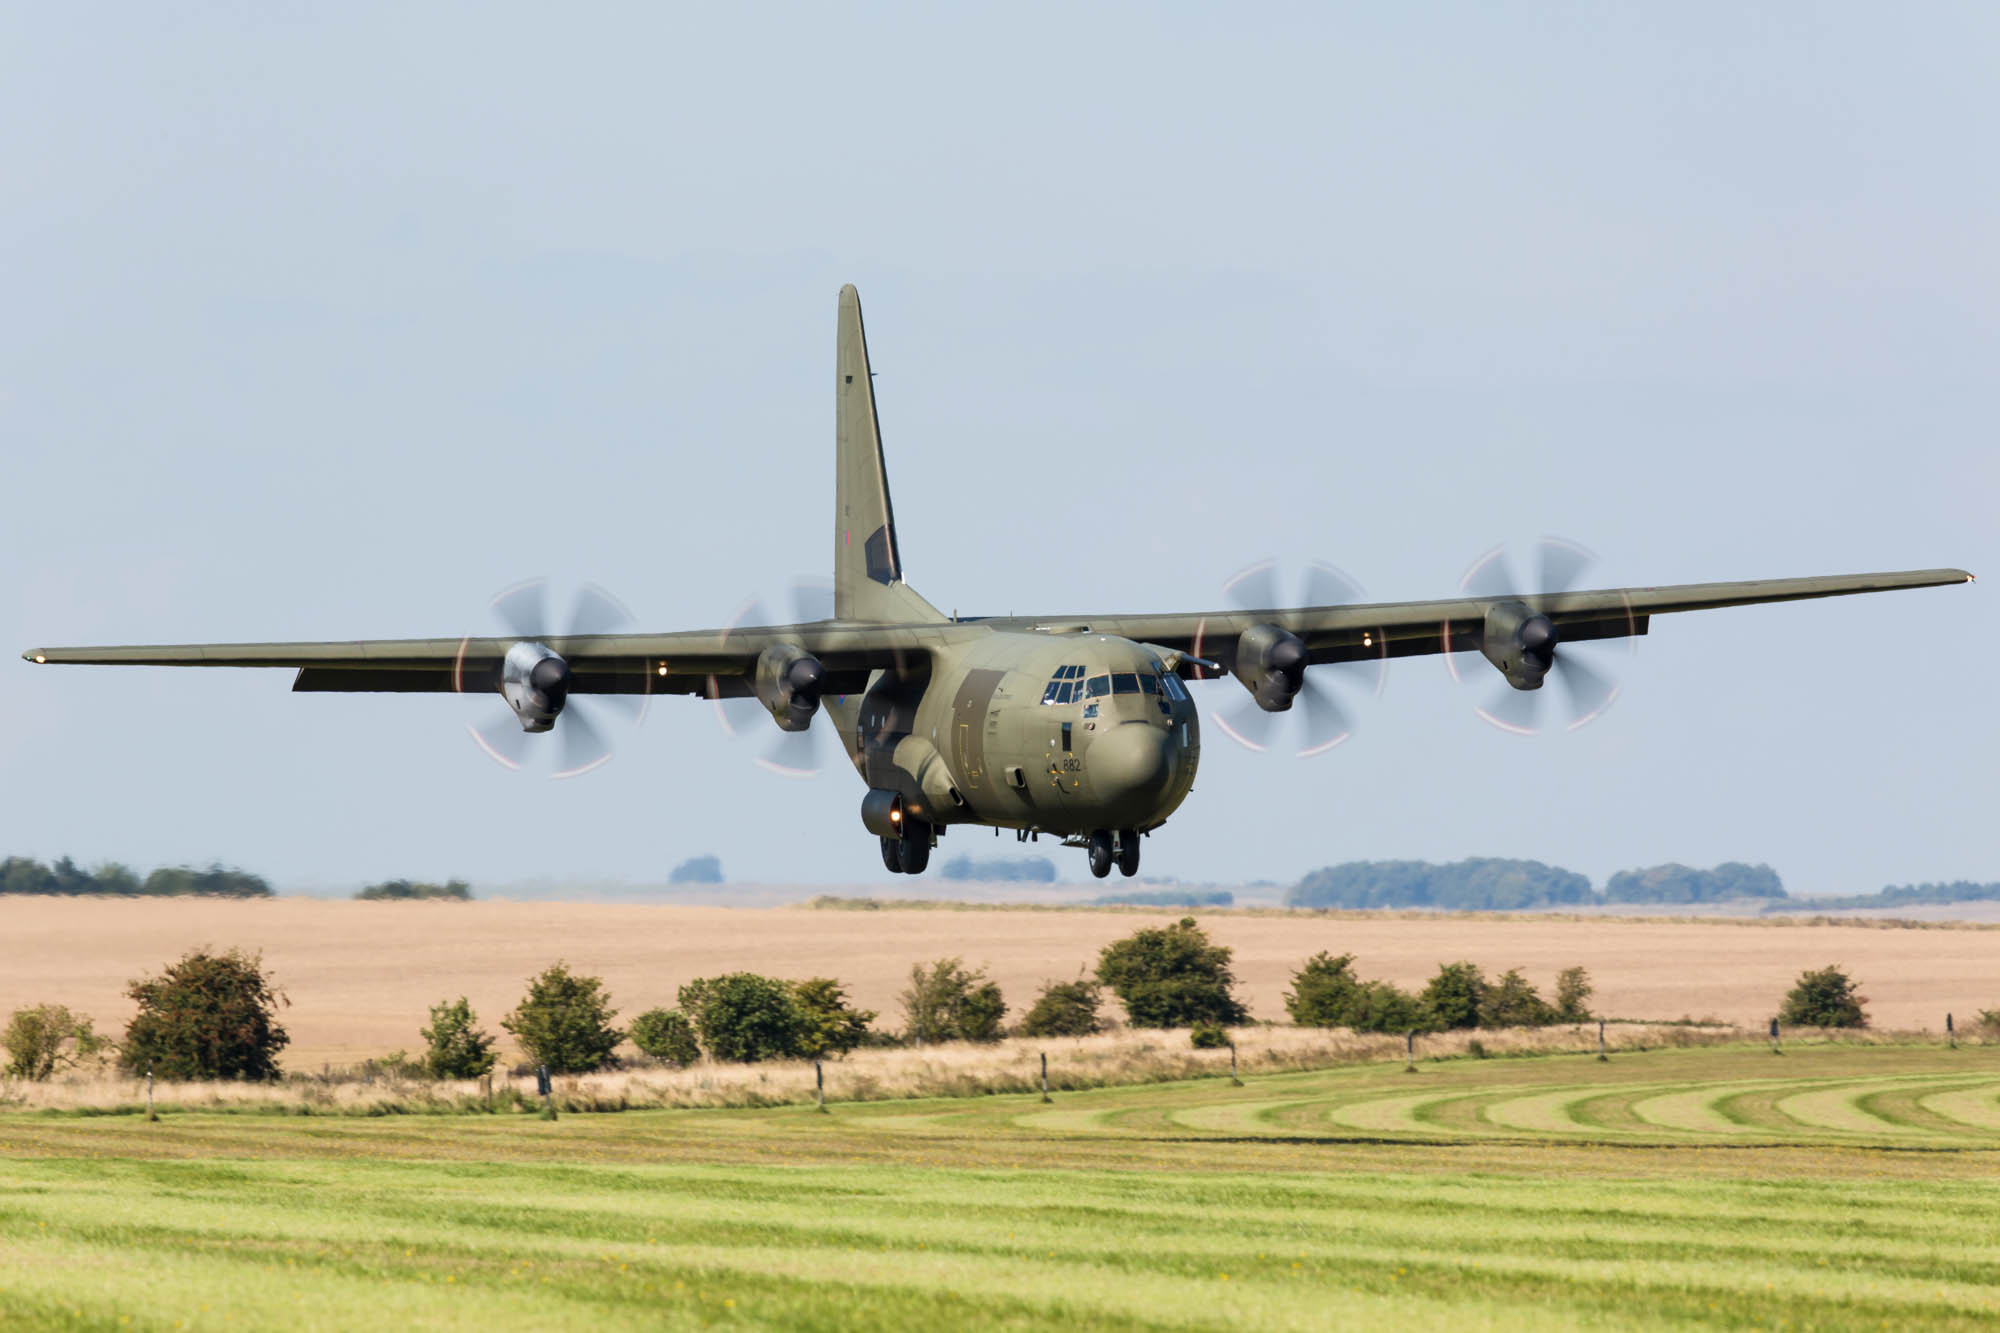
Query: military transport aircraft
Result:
<box><xmin>24</xmin><ymin>287</ymin><xmax>1974</xmax><ymax>879</ymax></box>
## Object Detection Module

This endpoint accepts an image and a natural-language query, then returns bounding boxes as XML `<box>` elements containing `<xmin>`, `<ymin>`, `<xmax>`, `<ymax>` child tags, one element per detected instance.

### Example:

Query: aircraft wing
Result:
<box><xmin>21</xmin><ymin>622</ymin><xmax>961</xmax><ymax>698</ymax></box>
<box><xmin>992</xmin><ymin>568</ymin><xmax>1974</xmax><ymax>672</ymax></box>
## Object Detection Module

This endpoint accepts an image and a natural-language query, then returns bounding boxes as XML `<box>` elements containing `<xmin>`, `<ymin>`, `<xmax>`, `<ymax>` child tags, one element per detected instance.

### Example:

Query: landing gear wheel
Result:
<box><xmin>1116</xmin><ymin>829</ymin><xmax>1140</xmax><ymax>878</ymax></box>
<box><xmin>900</xmin><ymin>834</ymin><xmax>930</xmax><ymax>876</ymax></box>
<box><xmin>881</xmin><ymin>836</ymin><xmax>903</xmax><ymax>874</ymax></box>
<box><xmin>1087</xmin><ymin>830</ymin><xmax>1114</xmax><ymax>879</ymax></box>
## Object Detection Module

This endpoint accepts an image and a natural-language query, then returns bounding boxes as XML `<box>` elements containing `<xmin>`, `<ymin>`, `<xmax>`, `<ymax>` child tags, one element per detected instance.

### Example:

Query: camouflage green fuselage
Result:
<box><xmin>832</xmin><ymin>630</ymin><xmax>1200</xmax><ymax>839</ymax></box>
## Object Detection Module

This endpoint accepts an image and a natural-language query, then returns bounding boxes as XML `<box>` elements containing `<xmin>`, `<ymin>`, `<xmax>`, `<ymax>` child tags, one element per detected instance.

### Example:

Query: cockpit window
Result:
<box><xmin>1056</xmin><ymin>681</ymin><xmax>1077</xmax><ymax>704</ymax></box>
<box><xmin>1111</xmin><ymin>672</ymin><xmax>1140</xmax><ymax>695</ymax></box>
<box><xmin>1083</xmin><ymin>702</ymin><xmax>1099</xmax><ymax>719</ymax></box>
<box><xmin>1160</xmin><ymin>673</ymin><xmax>1188</xmax><ymax>701</ymax></box>
<box><xmin>1139</xmin><ymin>674</ymin><xmax>1160</xmax><ymax>695</ymax></box>
<box><xmin>1085</xmin><ymin>675</ymin><xmax>1110</xmax><ymax>698</ymax></box>
<box><xmin>1040</xmin><ymin>681</ymin><xmax>1060</xmax><ymax>704</ymax></box>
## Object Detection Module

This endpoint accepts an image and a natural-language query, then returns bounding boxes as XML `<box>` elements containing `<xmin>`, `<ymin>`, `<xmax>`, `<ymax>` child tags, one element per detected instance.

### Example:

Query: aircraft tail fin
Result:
<box><xmin>835</xmin><ymin>285</ymin><xmax>943</xmax><ymax>624</ymax></box>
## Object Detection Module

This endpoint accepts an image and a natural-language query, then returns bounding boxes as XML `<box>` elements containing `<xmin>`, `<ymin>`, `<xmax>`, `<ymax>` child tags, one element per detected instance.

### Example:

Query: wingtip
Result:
<box><xmin>23</xmin><ymin>649</ymin><xmax>47</xmax><ymax>663</ymax></box>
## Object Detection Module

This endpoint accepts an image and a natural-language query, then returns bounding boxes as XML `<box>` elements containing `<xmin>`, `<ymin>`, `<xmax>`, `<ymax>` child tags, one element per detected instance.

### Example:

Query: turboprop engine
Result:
<box><xmin>1479</xmin><ymin>600</ymin><xmax>1557</xmax><ymax>690</ymax></box>
<box><xmin>1232</xmin><ymin>623</ymin><xmax>1309</xmax><ymax>711</ymax></box>
<box><xmin>500</xmin><ymin>640</ymin><xmax>571</xmax><ymax>732</ymax></box>
<box><xmin>754</xmin><ymin>643</ymin><xmax>827</xmax><ymax>732</ymax></box>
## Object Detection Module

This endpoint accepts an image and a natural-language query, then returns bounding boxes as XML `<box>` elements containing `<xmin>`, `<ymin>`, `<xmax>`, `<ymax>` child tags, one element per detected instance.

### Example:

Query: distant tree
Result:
<box><xmin>936</xmin><ymin>856</ymin><xmax>1057</xmax><ymax>883</ymax></box>
<box><xmin>120</xmin><ymin>948</ymin><xmax>289</xmax><ymax>1081</ymax></box>
<box><xmin>668</xmin><ymin>856</ymin><xmax>724</xmax><ymax>885</ymax></box>
<box><xmin>3</xmin><ymin>1004</ymin><xmax>111</xmax><ymax>1080</ymax></box>
<box><xmin>1095</xmin><ymin>918</ymin><xmax>1248</xmax><ymax>1029</ymax></box>
<box><xmin>1478</xmin><ymin>969</ymin><xmax>1558</xmax><ymax>1028</ymax></box>
<box><xmin>1603</xmin><ymin>862</ymin><xmax>1785</xmax><ymax>904</ymax></box>
<box><xmin>358</xmin><ymin>878</ymin><xmax>471</xmax><ymax>901</ymax></box>
<box><xmin>1286</xmin><ymin>858</ymin><xmax>1595</xmax><ymax>911</ymax></box>
<box><xmin>1091</xmin><ymin>890</ymin><xmax>1234</xmax><ymax>908</ymax></box>
<box><xmin>0</xmin><ymin>857</ymin><xmax>56</xmax><ymax>895</ymax></box>
<box><xmin>1019</xmin><ymin>978</ymin><xmax>1105</xmax><ymax>1038</ymax></box>
<box><xmin>356</xmin><ymin>876</ymin><xmax>472</xmax><ymax>896</ymax></box>
<box><xmin>140</xmin><ymin>864</ymin><xmax>274</xmax><ymax>898</ymax></box>
<box><xmin>420</xmin><ymin>997</ymin><xmax>498</xmax><ymax>1079</ymax></box>
<box><xmin>678</xmin><ymin>974</ymin><xmax>807</xmax><ymax>1062</ymax></box>
<box><xmin>791</xmin><ymin>978</ymin><xmax>876</xmax><ymax>1058</ymax></box>
<box><xmin>1777</xmin><ymin>966</ymin><xmax>1869</xmax><ymax>1029</ymax></box>
<box><xmin>1554</xmin><ymin>967</ymin><xmax>1594</xmax><ymax>1021</ymax></box>
<box><xmin>628</xmin><ymin>1009</ymin><xmax>702</xmax><ymax>1065</ymax></box>
<box><xmin>1419</xmin><ymin>961</ymin><xmax>1486</xmax><ymax>1031</ymax></box>
<box><xmin>899</xmin><ymin>958</ymin><xmax>1006</xmax><ymax>1043</ymax></box>
<box><xmin>502</xmin><ymin>963</ymin><xmax>623</xmax><ymax>1074</ymax></box>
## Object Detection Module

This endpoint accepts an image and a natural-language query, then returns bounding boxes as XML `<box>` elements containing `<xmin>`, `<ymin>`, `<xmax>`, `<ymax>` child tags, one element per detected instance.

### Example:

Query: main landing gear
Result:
<box><xmin>1087</xmin><ymin>829</ymin><xmax>1141</xmax><ymax>880</ymax></box>
<box><xmin>880</xmin><ymin>826</ymin><xmax>931</xmax><ymax>875</ymax></box>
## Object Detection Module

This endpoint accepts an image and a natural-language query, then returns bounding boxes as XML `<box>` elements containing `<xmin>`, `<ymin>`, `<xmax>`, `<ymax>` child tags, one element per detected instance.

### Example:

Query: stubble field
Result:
<box><xmin>2</xmin><ymin>896</ymin><xmax>1992</xmax><ymax>1065</ymax></box>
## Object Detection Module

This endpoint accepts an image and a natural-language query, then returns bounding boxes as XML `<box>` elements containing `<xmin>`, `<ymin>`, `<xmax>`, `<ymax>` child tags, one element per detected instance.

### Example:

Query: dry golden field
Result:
<box><xmin>2</xmin><ymin>896</ymin><xmax>1994</xmax><ymax>1066</ymax></box>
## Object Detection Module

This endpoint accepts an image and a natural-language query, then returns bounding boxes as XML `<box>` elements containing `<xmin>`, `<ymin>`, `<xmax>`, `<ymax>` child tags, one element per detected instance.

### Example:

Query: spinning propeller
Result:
<box><xmin>1199</xmin><ymin>559</ymin><xmax>1386</xmax><ymax>759</ymax></box>
<box><xmin>1445</xmin><ymin>538</ymin><xmax>1633</xmax><ymax>735</ymax></box>
<box><xmin>463</xmin><ymin>579</ymin><xmax>647</xmax><ymax>778</ymax></box>
<box><xmin>708</xmin><ymin>577</ymin><xmax>841</xmax><ymax>779</ymax></box>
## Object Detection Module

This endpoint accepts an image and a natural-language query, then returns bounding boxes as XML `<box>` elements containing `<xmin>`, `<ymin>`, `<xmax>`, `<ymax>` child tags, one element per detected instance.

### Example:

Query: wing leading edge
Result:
<box><xmin>21</xmin><ymin>621</ymin><xmax>977</xmax><ymax>697</ymax></box>
<box><xmin>981</xmin><ymin>567</ymin><xmax>1974</xmax><ymax>671</ymax></box>
<box><xmin>21</xmin><ymin>568</ymin><xmax>1973</xmax><ymax>688</ymax></box>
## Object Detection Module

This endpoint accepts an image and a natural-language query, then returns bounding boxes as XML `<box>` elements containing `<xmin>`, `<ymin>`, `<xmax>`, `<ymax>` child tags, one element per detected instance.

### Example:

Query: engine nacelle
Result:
<box><xmin>501</xmin><ymin>641</ymin><xmax>570</xmax><ymax>732</ymax></box>
<box><xmin>755</xmin><ymin>644</ymin><xmax>827</xmax><ymax>732</ymax></box>
<box><xmin>1480</xmin><ymin>600</ymin><xmax>1557</xmax><ymax>690</ymax></box>
<box><xmin>1232</xmin><ymin>623</ymin><xmax>1308</xmax><ymax>712</ymax></box>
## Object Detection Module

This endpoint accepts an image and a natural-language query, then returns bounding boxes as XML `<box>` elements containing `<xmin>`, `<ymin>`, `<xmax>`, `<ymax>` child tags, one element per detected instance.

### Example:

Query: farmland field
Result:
<box><xmin>6</xmin><ymin>1044</ymin><xmax>2000</xmax><ymax>1330</ymax></box>
<box><xmin>3</xmin><ymin>897</ymin><xmax>1993</xmax><ymax>1064</ymax></box>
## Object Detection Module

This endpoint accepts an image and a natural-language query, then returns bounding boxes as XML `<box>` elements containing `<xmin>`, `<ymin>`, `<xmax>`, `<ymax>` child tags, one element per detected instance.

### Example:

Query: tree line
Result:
<box><xmin>1287</xmin><ymin>858</ymin><xmax>1787</xmax><ymax>910</ymax></box>
<box><xmin>0</xmin><ymin>857</ymin><xmax>273</xmax><ymax>898</ymax></box>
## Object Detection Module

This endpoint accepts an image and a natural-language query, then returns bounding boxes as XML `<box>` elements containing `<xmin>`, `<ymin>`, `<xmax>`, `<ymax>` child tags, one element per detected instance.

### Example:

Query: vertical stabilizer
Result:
<box><xmin>835</xmin><ymin>285</ymin><xmax>942</xmax><ymax>623</ymax></box>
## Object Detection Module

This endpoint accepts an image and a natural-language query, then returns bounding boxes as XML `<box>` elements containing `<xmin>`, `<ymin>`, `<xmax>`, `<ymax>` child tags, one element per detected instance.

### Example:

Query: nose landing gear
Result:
<box><xmin>1086</xmin><ymin>829</ymin><xmax>1141</xmax><ymax>879</ymax></box>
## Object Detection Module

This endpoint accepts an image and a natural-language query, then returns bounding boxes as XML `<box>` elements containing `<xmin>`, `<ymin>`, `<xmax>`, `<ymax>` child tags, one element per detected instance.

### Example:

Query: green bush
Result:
<box><xmin>791</xmin><ymin>978</ymin><xmax>876</xmax><ymax>1058</ymax></box>
<box><xmin>120</xmin><ymin>948</ymin><xmax>290</xmax><ymax>1081</ymax></box>
<box><xmin>1776</xmin><ymin>965</ymin><xmax>1869</xmax><ymax>1029</ymax></box>
<box><xmin>628</xmin><ymin>1009</ymin><xmax>701</xmax><ymax>1065</ymax></box>
<box><xmin>1555</xmin><ymin>966</ymin><xmax>1593</xmax><ymax>1021</ymax></box>
<box><xmin>1974</xmin><ymin>1009</ymin><xmax>2000</xmax><ymax>1038</ymax></box>
<box><xmin>1188</xmin><ymin>1020</ymin><xmax>1230</xmax><ymax>1049</ymax></box>
<box><xmin>900</xmin><ymin>958</ymin><xmax>1007</xmax><ymax>1043</ymax></box>
<box><xmin>3</xmin><ymin>1004</ymin><xmax>110</xmax><ymax>1080</ymax></box>
<box><xmin>501</xmin><ymin>962</ymin><xmax>624</xmax><ymax>1074</ymax></box>
<box><xmin>1418</xmin><ymin>961</ymin><xmax>1486</xmax><ymax>1031</ymax></box>
<box><xmin>1285</xmin><ymin>953</ymin><xmax>1427</xmax><ymax>1033</ymax></box>
<box><xmin>1018</xmin><ymin>978</ymin><xmax>1105</xmax><ymax>1038</ymax></box>
<box><xmin>420</xmin><ymin>997</ymin><xmax>498</xmax><ymax>1078</ymax></box>
<box><xmin>1094</xmin><ymin>917</ymin><xmax>1248</xmax><ymax>1029</ymax></box>
<box><xmin>678</xmin><ymin>974</ymin><xmax>807</xmax><ymax>1062</ymax></box>
<box><xmin>1478</xmin><ymin>969</ymin><xmax>1558</xmax><ymax>1028</ymax></box>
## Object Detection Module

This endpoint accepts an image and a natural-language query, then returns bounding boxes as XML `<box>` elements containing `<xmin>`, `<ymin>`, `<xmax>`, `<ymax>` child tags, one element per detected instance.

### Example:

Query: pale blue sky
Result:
<box><xmin>5</xmin><ymin>4</ymin><xmax>1993</xmax><ymax>895</ymax></box>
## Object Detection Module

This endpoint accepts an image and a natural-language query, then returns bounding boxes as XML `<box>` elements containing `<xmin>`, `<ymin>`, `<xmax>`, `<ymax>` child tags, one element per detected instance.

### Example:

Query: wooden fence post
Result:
<box><xmin>146</xmin><ymin>1065</ymin><xmax>156</xmax><ymax>1122</ymax></box>
<box><xmin>1770</xmin><ymin>1018</ymin><xmax>1781</xmax><ymax>1056</ymax></box>
<box><xmin>1947</xmin><ymin>1012</ymin><xmax>1956</xmax><ymax>1050</ymax></box>
<box><xmin>1597</xmin><ymin>1019</ymin><xmax>1608</xmax><ymax>1063</ymax></box>
<box><xmin>815</xmin><ymin>1059</ymin><xmax>827</xmax><ymax>1113</ymax></box>
<box><xmin>1040</xmin><ymin>1051</ymin><xmax>1051</xmax><ymax>1104</ymax></box>
<box><xmin>1404</xmin><ymin>1029</ymin><xmax>1417</xmax><ymax>1074</ymax></box>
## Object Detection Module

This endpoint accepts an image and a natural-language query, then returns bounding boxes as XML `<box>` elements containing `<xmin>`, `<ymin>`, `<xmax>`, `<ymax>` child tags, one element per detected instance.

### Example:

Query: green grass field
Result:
<box><xmin>5</xmin><ymin>1043</ymin><xmax>2000</xmax><ymax>1330</ymax></box>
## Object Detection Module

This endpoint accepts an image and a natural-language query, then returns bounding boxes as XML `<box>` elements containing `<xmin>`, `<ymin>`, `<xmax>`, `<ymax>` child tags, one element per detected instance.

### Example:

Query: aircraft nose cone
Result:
<box><xmin>1089</xmin><ymin>722</ymin><xmax>1173</xmax><ymax>800</ymax></box>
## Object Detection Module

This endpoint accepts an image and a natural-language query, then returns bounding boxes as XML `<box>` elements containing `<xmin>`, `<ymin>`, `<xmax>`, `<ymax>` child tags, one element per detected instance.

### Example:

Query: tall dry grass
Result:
<box><xmin>0</xmin><ymin>1021</ymin><xmax>1886</xmax><ymax>1118</ymax></box>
